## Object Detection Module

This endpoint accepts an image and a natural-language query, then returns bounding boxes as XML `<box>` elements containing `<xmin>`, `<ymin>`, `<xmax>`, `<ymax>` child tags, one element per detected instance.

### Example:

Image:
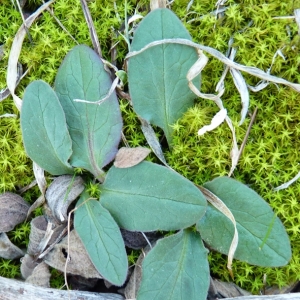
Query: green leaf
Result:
<box><xmin>196</xmin><ymin>177</ymin><xmax>291</xmax><ymax>266</ymax></box>
<box><xmin>127</xmin><ymin>8</ymin><xmax>200</xmax><ymax>145</ymax></box>
<box><xmin>74</xmin><ymin>191</ymin><xmax>128</xmax><ymax>286</ymax></box>
<box><xmin>137</xmin><ymin>230</ymin><xmax>209</xmax><ymax>300</ymax></box>
<box><xmin>100</xmin><ymin>161</ymin><xmax>206</xmax><ymax>231</ymax></box>
<box><xmin>21</xmin><ymin>80</ymin><xmax>73</xmax><ymax>175</ymax></box>
<box><xmin>54</xmin><ymin>45</ymin><xmax>122</xmax><ymax>178</ymax></box>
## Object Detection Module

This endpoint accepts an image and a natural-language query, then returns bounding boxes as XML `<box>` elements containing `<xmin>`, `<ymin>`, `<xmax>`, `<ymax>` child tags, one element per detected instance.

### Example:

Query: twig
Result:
<box><xmin>228</xmin><ymin>107</ymin><xmax>258</xmax><ymax>177</ymax></box>
<box><xmin>44</xmin><ymin>3</ymin><xmax>78</xmax><ymax>44</ymax></box>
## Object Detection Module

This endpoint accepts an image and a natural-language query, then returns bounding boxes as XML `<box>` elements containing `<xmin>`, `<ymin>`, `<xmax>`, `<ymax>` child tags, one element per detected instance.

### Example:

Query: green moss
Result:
<box><xmin>0</xmin><ymin>258</ymin><xmax>20</xmax><ymax>278</ymax></box>
<box><xmin>167</xmin><ymin>0</ymin><xmax>300</xmax><ymax>293</ymax></box>
<box><xmin>49</xmin><ymin>268</ymin><xmax>65</xmax><ymax>289</ymax></box>
<box><xmin>0</xmin><ymin>0</ymin><xmax>299</xmax><ymax>293</ymax></box>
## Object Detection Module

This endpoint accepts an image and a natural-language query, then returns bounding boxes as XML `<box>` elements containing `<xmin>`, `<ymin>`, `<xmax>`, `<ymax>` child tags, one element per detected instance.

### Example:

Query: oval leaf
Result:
<box><xmin>101</xmin><ymin>161</ymin><xmax>207</xmax><ymax>231</ymax></box>
<box><xmin>128</xmin><ymin>8</ymin><xmax>200</xmax><ymax>145</ymax></box>
<box><xmin>21</xmin><ymin>80</ymin><xmax>73</xmax><ymax>175</ymax></box>
<box><xmin>74</xmin><ymin>192</ymin><xmax>128</xmax><ymax>286</ymax></box>
<box><xmin>54</xmin><ymin>45</ymin><xmax>122</xmax><ymax>178</ymax></box>
<box><xmin>196</xmin><ymin>176</ymin><xmax>291</xmax><ymax>266</ymax></box>
<box><xmin>137</xmin><ymin>230</ymin><xmax>209</xmax><ymax>300</ymax></box>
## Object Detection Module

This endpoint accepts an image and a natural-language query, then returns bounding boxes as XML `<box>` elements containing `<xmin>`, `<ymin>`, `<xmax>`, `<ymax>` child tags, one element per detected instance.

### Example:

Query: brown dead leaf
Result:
<box><xmin>125</xmin><ymin>246</ymin><xmax>152</xmax><ymax>299</ymax></box>
<box><xmin>28</xmin><ymin>216</ymin><xmax>66</xmax><ymax>257</ymax></box>
<box><xmin>28</xmin><ymin>216</ymin><xmax>49</xmax><ymax>256</ymax></box>
<box><xmin>26</xmin><ymin>262</ymin><xmax>51</xmax><ymax>288</ymax></box>
<box><xmin>265</xmin><ymin>282</ymin><xmax>299</xmax><ymax>295</ymax></box>
<box><xmin>212</xmin><ymin>279</ymin><xmax>252</xmax><ymax>298</ymax></box>
<box><xmin>21</xmin><ymin>254</ymin><xmax>38</xmax><ymax>279</ymax></box>
<box><xmin>44</xmin><ymin>230</ymin><xmax>102</xmax><ymax>279</ymax></box>
<box><xmin>46</xmin><ymin>175</ymin><xmax>84</xmax><ymax>223</ymax></box>
<box><xmin>0</xmin><ymin>233</ymin><xmax>24</xmax><ymax>259</ymax></box>
<box><xmin>0</xmin><ymin>192</ymin><xmax>29</xmax><ymax>232</ymax></box>
<box><xmin>114</xmin><ymin>147</ymin><xmax>151</xmax><ymax>168</ymax></box>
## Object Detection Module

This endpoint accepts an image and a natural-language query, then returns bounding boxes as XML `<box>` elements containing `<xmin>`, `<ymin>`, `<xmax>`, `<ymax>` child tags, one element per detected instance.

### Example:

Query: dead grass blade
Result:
<box><xmin>274</xmin><ymin>170</ymin><xmax>300</xmax><ymax>191</ymax></box>
<box><xmin>198</xmin><ymin>185</ymin><xmax>238</xmax><ymax>278</ymax></box>
<box><xmin>33</xmin><ymin>162</ymin><xmax>47</xmax><ymax>196</ymax></box>
<box><xmin>228</xmin><ymin>107</ymin><xmax>258</xmax><ymax>177</ymax></box>
<box><xmin>140</xmin><ymin>118</ymin><xmax>169</xmax><ymax>167</ymax></box>
<box><xmin>295</xmin><ymin>9</ymin><xmax>300</xmax><ymax>35</ymax></box>
<box><xmin>0</xmin><ymin>114</ymin><xmax>17</xmax><ymax>118</ymax></box>
<box><xmin>126</xmin><ymin>38</ymin><xmax>300</xmax><ymax>92</ymax></box>
<box><xmin>44</xmin><ymin>5</ymin><xmax>78</xmax><ymax>44</ymax></box>
<box><xmin>13</xmin><ymin>0</ymin><xmax>33</xmax><ymax>43</ymax></box>
<box><xmin>230</xmin><ymin>68</ymin><xmax>249</xmax><ymax>126</ymax></box>
<box><xmin>198</xmin><ymin>108</ymin><xmax>227</xmax><ymax>136</ymax></box>
<box><xmin>1</xmin><ymin>64</ymin><xmax>30</xmax><ymax>102</ymax></box>
<box><xmin>186</xmin><ymin>49</ymin><xmax>239</xmax><ymax>174</ymax></box>
<box><xmin>7</xmin><ymin>0</ymin><xmax>55</xmax><ymax>111</ymax></box>
<box><xmin>80</xmin><ymin>0</ymin><xmax>102</xmax><ymax>57</ymax></box>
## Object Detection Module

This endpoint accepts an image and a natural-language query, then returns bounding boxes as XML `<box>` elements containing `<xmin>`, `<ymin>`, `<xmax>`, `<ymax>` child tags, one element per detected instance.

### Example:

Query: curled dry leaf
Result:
<box><xmin>212</xmin><ymin>279</ymin><xmax>251</xmax><ymax>298</ymax></box>
<box><xmin>114</xmin><ymin>147</ymin><xmax>151</xmax><ymax>168</ymax></box>
<box><xmin>26</xmin><ymin>262</ymin><xmax>51</xmax><ymax>288</ymax></box>
<box><xmin>198</xmin><ymin>108</ymin><xmax>227</xmax><ymax>136</ymax></box>
<box><xmin>28</xmin><ymin>216</ymin><xmax>66</xmax><ymax>257</ymax></box>
<box><xmin>27</xmin><ymin>195</ymin><xmax>45</xmax><ymax>219</ymax></box>
<box><xmin>21</xmin><ymin>254</ymin><xmax>38</xmax><ymax>279</ymax></box>
<box><xmin>0</xmin><ymin>233</ymin><xmax>24</xmax><ymax>260</ymax></box>
<box><xmin>128</xmin><ymin>14</ymin><xmax>143</xmax><ymax>25</ymax></box>
<box><xmin>44</xmin><ymin>230</ymin><xmax>102</xmax><ymax>279</ymax></box>
<box><xmin>124</xmin><ymin>245</ymin><xmax>152</xmax><ymax>299</ymax></box>
<box><xmin>121</xmin><ymin>229</ymin><xmax>160</xmax><ymax>250</ymax></box>
<box><xmin>46</xmin><ymin>175</ymin><xmax>85</xmax><ymax>223</ymax></box>
<box><xmin>28</xmin><ymin>216</ymin><xmax>51</xmax><ymax>256</ymax></box>
<box><xmin>0</xmin><ymin>192</ymin><xmax>29</xmax><ymax>232</ymax></box>
<box><xmin>33</xmin><ymin>162</ymin><xmax>47</xmax><ymax>196</ymax></box>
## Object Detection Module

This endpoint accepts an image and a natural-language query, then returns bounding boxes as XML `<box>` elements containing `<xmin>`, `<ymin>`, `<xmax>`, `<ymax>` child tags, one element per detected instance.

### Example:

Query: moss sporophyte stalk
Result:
<box><xmin>0</xmin><ymin>0</ymin><xmax>299</xmax><ymax>297</ymax></box>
